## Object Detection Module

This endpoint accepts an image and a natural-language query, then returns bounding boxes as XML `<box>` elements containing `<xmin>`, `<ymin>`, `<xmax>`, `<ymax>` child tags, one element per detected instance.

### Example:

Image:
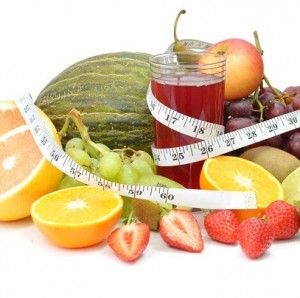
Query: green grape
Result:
<box><xmin>114</xmin><ymin>163</ymin><xmax>140</xmax><ymax>185</ymax></box>
<box><xmin>65</xmin><ymin>137</ymin><xmax>84</xmax><ymax>151</ymax></box>
<box><xmin>122</xmin><ymin>156</ymin><xmax>131</xmax><ymax>165</ymax></box>
<box><xmin>85</xmin><ymin>143</ymin><xmax>99</xmax><ymax>159</ymax></box>
<box><xmin>96</xmin><ymin>143</ymin><xmax>111</xmax><ymax>152</ymax></box>
<box><xmin>137</xmin><ymin>174</ymin><xmax>185</xmax><ymax>188</ymax></box>
<box><xmin>98</xmin><ymin>151</ymin><xmax>122</xmax><ymax>178</ymax></box>
<box><xmin>132</xmin><ymin>150</ymin><xmax>155</xmax><ymax>172</ymax></box>
<box><xmin>136</xmin><ymin>174</ymin><xmax>191</xmax><ymax>210</ymax></box>
<box><xmin>131</xmin><ymin>158</ymin><xmax>154</xmax><ymax>176</ymax></box>
<box><xmin>66</xmin><ymin>148</ymin><xmax>92</xmax><ymax>167</ymax></box>
<box><xmin>57</xmin><ymin>175</ymin><xmax>85</xmax><ymax>190</ymax></box>
<box><xmin>86</xmin><ymin>142</ymin><xmax>111</xmax><ymax>159</ymax></box>
<box><xmin>90</xmin><ymin>158</ymin><xmax>99</xmax><ymax>170</ymax></box>
<box><xmin>93</xmin><ymin>168</ymin><xmax>102</xmax><ymax>178</ymax></box>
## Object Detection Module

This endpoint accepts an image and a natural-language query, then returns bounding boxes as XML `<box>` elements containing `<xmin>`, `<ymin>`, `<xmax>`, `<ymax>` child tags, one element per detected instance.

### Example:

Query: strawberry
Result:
<box><xmin>107</xmin><ymin>221</ymin><xmax>150</xmax><ymax>262</ymax></box>
<box><xmin>237</xmin><ymin>217</ymin><xmax>273</xmax><ymax>259</ymax></box>
<box><xmin>159</xmin><ymin>209</ymin><xmax>204</xmax><ymax>252</ymax></box>
<box><xmin>204</xmin><ymin>209</ymin><xmax>240</xmax><ymax>244</ymax></box>
<box><xmin>264</xmin><ymin>200</ymin><xmax>300</xmax><ymax>240</ymax></box>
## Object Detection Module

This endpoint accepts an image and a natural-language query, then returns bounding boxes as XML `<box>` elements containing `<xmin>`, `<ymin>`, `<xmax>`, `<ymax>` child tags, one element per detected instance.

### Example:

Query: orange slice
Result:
<box><xmin>200</xmin><ymin>155</ymin><xmax>284</xmax><ymax>221</ymax></box>
<box><xmin>0</xmin><ymin>101</ymin><xmax>27</xmax><ymax>136</ymax></box>
<box><xmin>0</xmin><ymin>100</ymin><xmax>63</xmax><ymax>221</ymax></box>
<box><xmin>31</xmin><ymin>186</ymin><xmax>124</xmax><ymax>248</ymax></box>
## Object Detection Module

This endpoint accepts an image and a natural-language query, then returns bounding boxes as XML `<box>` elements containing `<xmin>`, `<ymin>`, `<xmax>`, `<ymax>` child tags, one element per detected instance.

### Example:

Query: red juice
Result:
<box><xmin>151</xmin><ymin>74</ymin><xmax>225</xmax><ymax>189</ymax></box>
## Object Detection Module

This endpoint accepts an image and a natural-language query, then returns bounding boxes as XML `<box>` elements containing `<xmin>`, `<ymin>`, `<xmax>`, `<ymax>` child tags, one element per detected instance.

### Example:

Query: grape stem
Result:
<box><xmin>58</xmin><ymin>108</ymin><xmax>107</xmax><ymax>155</ymax></box>
<box><xmin>251</xmin><ymin>88</ymin><xmax>264</xmax><ymax>122</ymax></box>
<box><xmin>58</xmin><ymin>108</ymin><xmax>139</xmax><ymax>160</ymax></box>
<box><xmin>253</xmin><ymin>31</ymin><xmax>286</xmax><ymax>105</ymax></box>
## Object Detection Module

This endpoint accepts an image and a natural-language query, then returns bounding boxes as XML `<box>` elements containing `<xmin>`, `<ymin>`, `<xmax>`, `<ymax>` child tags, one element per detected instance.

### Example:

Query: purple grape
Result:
<box><xmin>264</xmin><ymin>135</ymin><xmax>284</xmax><ymax>149</ymax></box>
<box><xmin>282</xmin><ymin>127</ymin><xmax>300</xmax><ymax>139</ymax></box>
<box><xmin>258</xmin><ymin>91</ymin><xmax>275</xmax><ymax>107</ymax></box>
<box><xmin>264</xmin><ymin>101</ymin><xmax>288</xmax><ymax>119</ymax></box>
<box><xmin>287</xmin><ymin>103</ymin><xmax>294</xmax><ymax>113</ymax></box>
<box><xmin>250</xmin><ymin>115</ymin><xmax>260</xmax><ymax>123</ymax></box>
<box><xmin>285</xmin><ymin>132</ymin><xmax>300</xmax><ymax>158</ymax></box>
<box><xmin>227</xmin><ymin>99</ymin><xmax>253</xmax><ymax>118</ymax></box>
<box><xmin>259</xmin><ymin>87</ymin><xmax>282</xmax><ymax>96</ymax></box>
<box><xmin>224</xmin><ymin>100</ymin><xmax>232</xmax><ymax>122</ymax></box>
<box><xmin>292</xmin><ymin>94</ymin><xmax>300</xmax><ymax>110</ymax></box>
<box><xmin>283</xmin><ymin>86</ymin><xmax>300</xmax><ymax>104</ymax></box>
<box><xmin>225</xmin><ymin>117</ymin><xmax>256</xmax><ymax>133</ymax></box>
<box><xmin>222</xmin><ymin>84</ymin><xmax>300</xmax><ymax>159</ymax></box>
<box><xmin>284</xmin><ymin>86</ymin><xmax>298</xmax><ymax>96</ymax></box>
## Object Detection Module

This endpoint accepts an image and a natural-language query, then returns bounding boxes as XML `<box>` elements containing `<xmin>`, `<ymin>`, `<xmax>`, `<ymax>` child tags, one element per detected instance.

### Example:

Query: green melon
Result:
<box><xmin>35</xmin><ymin>51</ymin><xmax>153</xmax><ymax>153</ymax></box>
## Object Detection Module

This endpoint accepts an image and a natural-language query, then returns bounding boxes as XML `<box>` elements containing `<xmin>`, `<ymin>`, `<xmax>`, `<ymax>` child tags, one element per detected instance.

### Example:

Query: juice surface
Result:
<box><xmin>151</xmin><ymin>74</ymin><xmax>224</xmax><ymax>189</ymax></box>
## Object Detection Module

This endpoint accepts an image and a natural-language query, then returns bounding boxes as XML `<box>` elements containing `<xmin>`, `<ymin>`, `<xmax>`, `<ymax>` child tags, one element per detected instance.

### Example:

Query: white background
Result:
<box><xmin>1</xmin><ymin>1</ymin><xmax>300</xmax><ymax>297</ymax></box>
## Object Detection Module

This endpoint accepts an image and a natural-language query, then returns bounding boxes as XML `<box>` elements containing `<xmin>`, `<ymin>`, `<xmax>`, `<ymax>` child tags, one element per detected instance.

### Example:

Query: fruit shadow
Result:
<box><xmin>0</xmin><ymin>216</ymin><xmax>32</xmax><ymax>230</ymax></box>
<box><xmin>30</xmin><ymin>234</ymin><xmax>109</xmax><ymax>256</ymax></box>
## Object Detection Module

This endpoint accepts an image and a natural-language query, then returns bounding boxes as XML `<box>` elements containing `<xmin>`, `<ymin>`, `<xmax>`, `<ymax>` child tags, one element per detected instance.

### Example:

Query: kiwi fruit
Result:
<box><xmin>240</xmin><ymin>146</ymin><xmax>300</xmax><ymax>182</ymax></box>
<box><xmin>132</xmin><ymin>174</ymin><xmax>191</xmax><ymax>230</ymax></box>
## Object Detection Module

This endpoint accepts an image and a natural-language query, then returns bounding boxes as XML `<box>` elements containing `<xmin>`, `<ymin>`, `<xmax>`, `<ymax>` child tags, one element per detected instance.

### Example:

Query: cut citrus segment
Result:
<box><xmin>0</xmin><ymin>101</ymin><xmax>27</xmax><ymax>136</ymax></box>
<box><xmin>282</xmin><ymin>166</ymin><xmax>300</xmax><ymax>206</ymax></box>
<box><xmin>200</xmin><ymin>155</ymin><xmax>284</xmax><ymax>221</ymax></box>
<box><xmin>31</xmin><ymin>186</ymin><xmax>124</xmax><ymax>248</ymax></box>
<box><xmin>0</xmin><ymin>100</ymin><xmax>63</xmax><ymax>221</ymax></box>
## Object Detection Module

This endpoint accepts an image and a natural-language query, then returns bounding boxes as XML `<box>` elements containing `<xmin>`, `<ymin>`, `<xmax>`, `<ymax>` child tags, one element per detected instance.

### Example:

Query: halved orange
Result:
<box><xmin>0</xmin><ymin>100</ymin><xmax>63</xmax><ymax>221</ymax></box>
<box><xmin>0</xmin><ymin>101</ymin><xmax>27</xmax><ymax>136</ymax></box>
<box><xmin>31</xmin><ymin>186</ymin><xmax>124</xmax><ymax>248</ymax></box>
<box><xmin>200</xmin><ymin>155</ymin><xmax>284</xmax><ymax>221</ymax></box>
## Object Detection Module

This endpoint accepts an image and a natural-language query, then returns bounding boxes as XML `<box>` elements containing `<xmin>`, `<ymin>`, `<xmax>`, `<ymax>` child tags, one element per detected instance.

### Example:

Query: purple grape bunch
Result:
<box><xmin>224</xmin><ymin>86</ymin><xmax>300</xmax><ymax>158</ymax></box>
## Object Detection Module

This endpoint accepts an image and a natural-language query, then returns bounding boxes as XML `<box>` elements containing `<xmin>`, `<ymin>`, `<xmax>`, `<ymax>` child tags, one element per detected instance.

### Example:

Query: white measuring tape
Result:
<box><xmin>146</xmin><ymin>87</ymin><xmax>225</xmax><ymax>140</ymax></box>
<box><xmin>147</xmin><ymin>87</ymin><xmax>300</xmax><ymax>166</ymax></box>
<box><xmin>15</xmin><ymin>93</ymin><xmax>258</xmax><ymax>210</ymax></box>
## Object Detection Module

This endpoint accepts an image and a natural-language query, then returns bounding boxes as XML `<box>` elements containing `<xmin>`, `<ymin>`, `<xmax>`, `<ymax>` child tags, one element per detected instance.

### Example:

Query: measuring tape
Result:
<box><xmin>15</xmin><ymin>93</ymin><xmax>257</xmax><ymax>210</ymax></box>
<box><xmin>147</xmin><ymin>87</ymin><xmax>225</xmax><ymax>140</ymax></box>
<box><xmin>147</xmin><ymin>87</ymin><xmax>300</xmax><ymax>166</ymax></box>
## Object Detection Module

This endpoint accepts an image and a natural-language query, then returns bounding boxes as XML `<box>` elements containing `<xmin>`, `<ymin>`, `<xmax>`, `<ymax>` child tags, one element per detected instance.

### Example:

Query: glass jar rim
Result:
<box><xmin>149</xmin><ymin>51</ymin><xmax>226</xmax><ymax>69</ymax></box>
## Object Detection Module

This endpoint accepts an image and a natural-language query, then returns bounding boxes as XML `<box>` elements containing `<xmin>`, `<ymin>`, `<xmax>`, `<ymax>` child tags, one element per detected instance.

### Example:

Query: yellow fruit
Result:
<box><xmin>0</xmin><ymin>101</ymin><xmax>63</xmax><ymax>221</ymax></box>
<box><xmin>200</xmin><ymin>155</ymin><xmax>285</xmax><ymax>221</ymax></box>
<box><xmin>31</xmin><ymin>186</ymin><xmax>123</xmax><ymax>248</ymax></box>
<box><xmin>282</xmin><ymin>166</ymin><xmax>300</xmax><ymax>206</ymax></box>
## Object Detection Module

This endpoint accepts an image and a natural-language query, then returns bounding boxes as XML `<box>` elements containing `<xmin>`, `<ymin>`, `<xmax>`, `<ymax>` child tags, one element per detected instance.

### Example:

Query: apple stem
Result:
<box><xmin>253</xmin><ymin>31</ymin><xmax>264</xmax><ymax>56</ymax></box>
<box><xmin>174</xmin><ymin>9</ymin><xmax>186</xmax><ymax>42</ymax></box>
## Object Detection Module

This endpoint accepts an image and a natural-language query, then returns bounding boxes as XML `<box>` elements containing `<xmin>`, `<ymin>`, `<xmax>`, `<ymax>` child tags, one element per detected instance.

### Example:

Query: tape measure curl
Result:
<box><xmin>15</xmin><ymin>93</ymin><xmax>257</xmax><ymax>210</ymax></box>
<box><xmin>147</xmin><ymin>87</ymin><xmax>300</xmax><ymax>166</ymax></box>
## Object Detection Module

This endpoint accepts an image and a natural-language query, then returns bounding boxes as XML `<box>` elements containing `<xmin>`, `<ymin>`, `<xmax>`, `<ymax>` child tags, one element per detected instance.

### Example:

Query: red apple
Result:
<box><xmin>206</xmin><ymin>38</ymin><xmax>264</xmax><ymax>101</ymax></box>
